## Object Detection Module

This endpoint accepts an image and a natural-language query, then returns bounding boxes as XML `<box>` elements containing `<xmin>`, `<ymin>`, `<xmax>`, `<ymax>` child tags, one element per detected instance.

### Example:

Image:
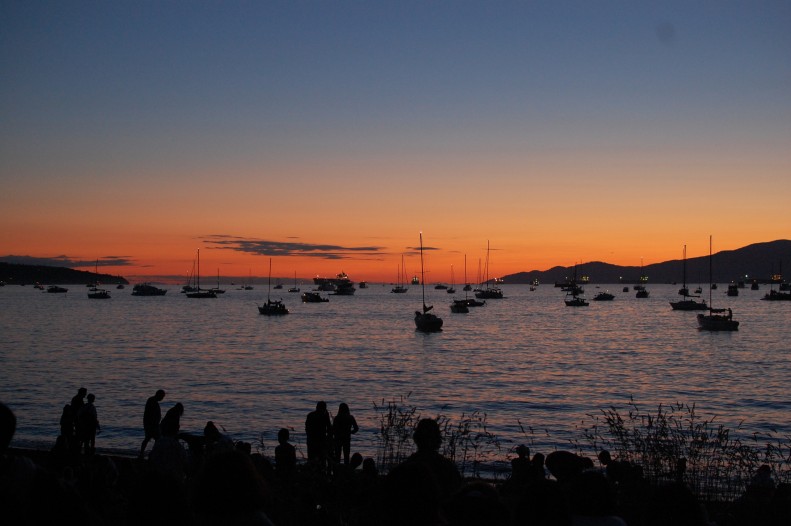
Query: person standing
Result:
<box><xmin>76</xmin><ymin>393</ymin><xmax>100</xmax><ymax>455</ymax></box>
<box><xmin>70</xmin><ymin>387</ymin><xmax>87</xmax><ymax>437</ymax></box>
<box><xmin>305</xmin><ymin>401</ymin><xmax>332</xmax><ymax>469</ymax></box>
<box><xmin>332</xmin><ymin>402</ymin><xmax>359</xmax><ymax>465</ymax></box>
<box><xmin>140</xmin><ymin>389</ymin><xmax>165</xmax><ymax>458</ymax></box>
<box><xmin>160</xmin><ymin>402</ymin><xmax>184</xmax><ymax>438</ymax></box>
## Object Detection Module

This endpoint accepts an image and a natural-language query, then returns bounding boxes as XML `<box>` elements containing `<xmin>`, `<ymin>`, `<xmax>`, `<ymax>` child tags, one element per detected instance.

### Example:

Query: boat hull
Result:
<box><xmin>697</xmin><ymin>314</ymin><xmax>739</xmax><ymax>331</ymax></box>
<box><xmin>415</xmin><ymin>312</ymin><xmax>443</xmax><ymax>332</ymax></box>
<box><xmin>670</xmin><ymin>300</ymin><xmax>708</xmax><ymax>311</ymax></box>
<box><xmin>258</xmin><ymin>301</ymin><xmax>289</xmax><ymax>315</ymax></box>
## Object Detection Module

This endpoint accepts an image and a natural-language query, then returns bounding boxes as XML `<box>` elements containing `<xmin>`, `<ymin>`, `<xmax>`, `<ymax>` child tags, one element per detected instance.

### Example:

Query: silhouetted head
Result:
<box><xmin>173</xmin><ymin>402</ymin><xmax>184</xmax><ymax>415</ymax></box>
<box><xmin>78</xmin><ymin>387</ymin><xmax>87</xmax><ymax>396</ymax></box>
<box><xmin>598</xmin><ymin>450</ymin><xmax>612</xmax><ymax>465</ymax></box>
<box><xmin>316</xmin><ymin>401</ymin><xmax>327</xmax><ymax>413</ymax></box>
<box><xmin>413</xmin><ymin>418</ymin><xmax>442</xmax><ymax>452</ymax></box>
<box><xmin>338</xmin><ymin>402</ymin><xmax>350</xmax><ymax>416</ymax></box>
<box><xmin>0</xmin><ymin>402</ymin><xmax>16</xmax><ymax>452</ymax></box>
<box><xmin>350</xmin><ymin>452</ymin><xmax>363</xmax><ymax>470</ymax></box>
<box><xmin>516</xmin><ymin>444</ymin><xmax>530</xmax><ymax>458</ymax></box>
<box><xmin>155</xmin><ymin>389</ymin><xmax>166</xmax><ymax>400</ymax></box>
<box><xmin>277</xmin><ymin>428</ymin><xmax>289</xmax><ymax>444</ymax></box>
<box><xmin>204</xmin><ymin>421</ymin><xmax>221</xmax><ymax>440</ymax></box>
<box><xmin>362</xmin><ymin>457</ymin><xmax>377</xmax><ymax>476</ymax></box>
<box><xmin>87</xmin><ymin>393</ymin><xmax>95</xmax><ymax>403</ymax></box>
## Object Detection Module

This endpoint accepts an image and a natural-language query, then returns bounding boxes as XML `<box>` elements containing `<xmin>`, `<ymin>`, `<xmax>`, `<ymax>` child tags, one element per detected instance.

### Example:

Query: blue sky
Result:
<box><xmin>2</xmin><ymin>1</ymin><xmax>790</xmax><ymax>278</ymax></box>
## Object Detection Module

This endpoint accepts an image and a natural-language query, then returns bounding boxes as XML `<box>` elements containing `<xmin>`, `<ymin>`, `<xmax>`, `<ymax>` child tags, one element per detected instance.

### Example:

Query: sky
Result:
<box><xmin>2</xmin><ymin>1</ymin><xmax>790</xmax><ymax>283</ymax></box>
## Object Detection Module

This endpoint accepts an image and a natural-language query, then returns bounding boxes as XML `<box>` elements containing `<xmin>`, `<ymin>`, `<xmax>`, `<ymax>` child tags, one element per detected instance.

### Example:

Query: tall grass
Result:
<box><xmin>372</xmin><ymin>394</ymin><xmax>790</xmax><ymax>502</ymax></box>
<box><xmin>372</xmin><ymin>393</ymin><xmax>502</xmax><ymax>478</ymax></box>
<box><xmin>579</xmin><ymin>398</ymin><xmax>791</xmax><ymax>501</ymax></box>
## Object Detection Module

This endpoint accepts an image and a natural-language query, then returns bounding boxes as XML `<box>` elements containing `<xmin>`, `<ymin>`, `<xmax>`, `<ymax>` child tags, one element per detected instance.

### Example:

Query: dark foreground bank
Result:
<box><xmin>3</xmin><ymin>441</ymin><xmax>790</xmax><ymax>526</ymax></box>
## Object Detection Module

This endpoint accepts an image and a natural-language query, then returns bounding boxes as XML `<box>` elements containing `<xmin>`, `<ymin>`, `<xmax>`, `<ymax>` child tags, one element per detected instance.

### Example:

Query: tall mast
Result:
<box><xmin>420</xmin><ymin>232</ymin><xmax>426</xmax><ymax>310</ymax></box>
<box><xmin>197</xmin><ymin>249</ymin><xmax>200</xmax><ymax>290</ymax></box>
<box><xmin>683</xmin><ymin>245</ymin><xmax>687</xmax><ymax>291</ymax></box>
<box><xmin>708</xmin><ymin>236</ymin><xmax>713</xmax><ymax>307</ymax></box>
<box><xmin>267</xmin><ymin>258</ymin><xmax>272</xmax><ymax>301</ymax></box>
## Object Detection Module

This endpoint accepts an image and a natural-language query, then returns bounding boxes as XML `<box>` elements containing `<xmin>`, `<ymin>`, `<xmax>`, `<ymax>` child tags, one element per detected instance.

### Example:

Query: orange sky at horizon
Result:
<box><xmin>3</xmin><ymin>145</ymin><xmax>790</xmax><ymax>283</ymax></box>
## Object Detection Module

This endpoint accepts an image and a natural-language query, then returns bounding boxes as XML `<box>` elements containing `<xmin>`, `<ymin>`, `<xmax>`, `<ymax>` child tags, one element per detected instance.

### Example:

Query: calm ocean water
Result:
<box><xmin>1</xmin><ymin>282</ymin><xmax>789</xmax><ymax>466</ymax></box>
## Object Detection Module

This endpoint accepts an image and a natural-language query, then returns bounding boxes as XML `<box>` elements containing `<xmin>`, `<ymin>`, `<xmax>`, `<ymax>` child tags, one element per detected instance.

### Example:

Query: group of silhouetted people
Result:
<box><xmin>304</xmin><ymin>400</ymin><xmax>360</xmax><ymax>471</ymax></box>
<box><xmin>2</xmin><ymin>396</ymin><xmax>791</xmax><ymax>525</ymax></box>
<box><xmin>58</xmin><ymin>387</ymin><xmax>101</xmax><ymax>456</ymax></box>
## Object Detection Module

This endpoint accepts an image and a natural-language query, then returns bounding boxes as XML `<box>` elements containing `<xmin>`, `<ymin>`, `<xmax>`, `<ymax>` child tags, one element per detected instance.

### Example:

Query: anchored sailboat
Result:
<box><xmin>475</xmin><ymin>241</ymin><xmax>503</xmax><ymax>299</ymax></box>
<box><xmin>414</xmin><ymin>232</ymin><xmax>443</xmax><ymax>332</ymax></box>
<box><xmin>697</xmin><ymin>236</ymin><xmax>739</xmax><ymax>331</ymax></box>
<box><xmin>258</xmin><ymin>258</ymin><xmax>289</xmax><ymax>315</ymax></box>
<box><xmin>87</xmin><ymin>259</ymin><xmax>111</xmax><ymax>299</ymax></box>
<box><xmin>670</xmin><ymin>245</ymin><xmax>707</xmax><ymax>311</ymax></box>
<box><xmin>186</xmin><ymin>250</ymin><xmax>217</xmax><ymax>298</ymax></box>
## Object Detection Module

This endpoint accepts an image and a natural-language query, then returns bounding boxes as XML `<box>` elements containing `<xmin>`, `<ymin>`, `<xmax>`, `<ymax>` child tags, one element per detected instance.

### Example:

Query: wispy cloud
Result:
<box><xmin>0</xmin><ymin>255</ymin><xmax>134</xmax><ymax>267</ymax></box>
<box><xmin>201</xmin><ymin>235</ymin><xmax>388</xmax><ymax>260</ymax></box>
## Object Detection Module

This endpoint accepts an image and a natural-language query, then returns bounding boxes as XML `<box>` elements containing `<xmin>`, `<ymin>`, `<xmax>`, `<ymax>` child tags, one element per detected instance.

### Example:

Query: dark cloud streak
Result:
<box><xmin>202</xmin><ymin>235</ymin><xmax>387</xmax><ymax>260</ymax></box>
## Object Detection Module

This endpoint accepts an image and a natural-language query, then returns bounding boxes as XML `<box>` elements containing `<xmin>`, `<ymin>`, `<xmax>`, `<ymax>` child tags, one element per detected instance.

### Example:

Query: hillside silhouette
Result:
<box><xmin>0</xmin><ymin>262</ymin><xmax>129</xmax><ymax>285</ymax></box>
<box><xmin>502</xmin><ymin>240</ymin><xmax>791</xmax><ymax>284</ymax></box>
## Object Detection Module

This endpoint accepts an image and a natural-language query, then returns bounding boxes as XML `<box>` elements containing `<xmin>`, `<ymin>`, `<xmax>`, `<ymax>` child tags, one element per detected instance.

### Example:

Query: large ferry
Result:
<box><xmin>313</xmin><ymin>271</ymin><xmax>356</xmax><ymax>295</ymax></box>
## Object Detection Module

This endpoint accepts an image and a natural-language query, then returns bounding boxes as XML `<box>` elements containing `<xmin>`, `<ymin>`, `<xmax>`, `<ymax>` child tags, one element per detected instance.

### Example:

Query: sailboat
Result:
<box><xmin>762</xmin><ymin>262</ymin><xmax>791</xmax><ymax>301</ymax></box>
<box><xmin>87</xmin><ymin>259</ymin><xmax>111</xmax><ymax>299</ymax></box>
<box><xmin>635</xmin><ymin>258</ymin><xmax>650</xmax><ymax>298</ymax></box>
<box><xmin>186</xmin><ymin>249</ymin><xmax>217</xmax><ymax>298</ymax></box>
<box><xmin>414</xmin><ymin>232</ymin><xmax>443</xmax><ymax>332</ymax></box>
<box><xmin>475</xmin><ymin>241</ymin><xmax>503</xmax><ymax>299</ymax></box>
<box><xmin>697</xmin><ymin>236</ymin><xmax>739</xmax><ymax>331</ymax></box>
<box><xmin>450</xmin><ymin>256</ymin><xmax>469</xmax><ymax>313</ymax></box>
<box><xmin>242</xmin><ymin>269</ymin><xmax>254</xmax><ymax>290</ymax></box>
<box><xmin>670</xmin><ymin>245</ymin><xmax>707</xmax><ymax>311</ymax></box>
<box><xmin>258</xmin><ymin>258</ymin><xmax>289</xmax><ymax>315</ymax></box>
<box><xmin>391</xmin><ymin>254</ymin><xmax>408</xmax><ymax>293</ymax></box>
<box><xmin>210</xmin><ymin>269</ymin><xmax>226</xmax><ymax>294</ymax></box>
<box><xmin>288</xmin><ymin>271</ymin><xmax>300</xmax><ymax>293</ymax></box>
<box><xmin>564</xmin><ymin>263</ymin><xmax>588</xmax><ymax>306</ymax></box>
<box><xmin>446</xmin><ymin>265</ymin><xmax>456</xmax><ymax>294</ymax></box>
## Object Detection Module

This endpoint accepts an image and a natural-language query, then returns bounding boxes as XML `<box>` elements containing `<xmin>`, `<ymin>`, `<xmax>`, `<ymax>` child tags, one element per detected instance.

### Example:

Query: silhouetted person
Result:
<box><xmin>125</xmin><ymin>465</ymin><xmax>194</xmax><ymax>525</ymax></box>
<box><xmin>380</xmin><ymin>459</ymin><xmax>443</xmax><ymax>526</ymax></box>
<box><xmin>305</xmin><ymin>401</ymin><xmax>332</xmax><ymax>468</ymax></box>
<box><xmin>404</xmin><ymin>418</ymin><xmax>462</xmax><ymax>502</ymax></box>
<box><xmin>59</xmin><ymin>403</ymin><xmax>74</xmax><ymax>450</ymax></box>
<box><xmin>191</xmin><ymin>448</ymin><xmax>275</xmax><ymax>525</ymax></box>
<box><xmin>545</xmin><ymin>450</ymin><xmax>593</xmax><ymax>483</ymax></box>
<box><xmin>274</xmin><ymin>427</ymin><xmax>296</xmax><ymax>481</ymax></box>
<box><xmin>160</xmin><ymin>402</ymin><xmax>184</xmax><ymax>438</ymax></box>
<box><xmin>643</xmin><ymin>481</ymin><xmax>712</xmax><ymax>526</ymax></box>
<box><xmin>446</xmin><ymin>481</ymin><xmax>510</xmax><ymax>526</ymax></box>
<box><xmin>76</xmin><ymin>393</ymin><xmax>100</xmax><ymax>455</ymax></box>
<box><xmin>70</xmin><ymin>387</ymin><xmax>87</xmax><ymax>436</ymax></box>
<box><xmin>1</xmin><ymin>402</ymin><xmax>40</xmax><ymax>524</ymax></box>
<box><xmin>203</xmin><ymin>420</ymin><xmax>234</xmax><ymax>457</ymax></box>
<box><xmin>510</xmin><ymin>444</ymin><xmax>531</xmax><ymax>485</ymax></box>
<box><xmin>140</xmin><ymin>389</ymin><xmax>165</xmax><ymax>458</ymax></box>
<box><xmin>528</xmin><ymin>451</ymin><xmax>547</xmax><ymax>482</ymax></box>
<box><xmin>332</xmin><ymin>402</ymin><xmax>359</xmax><ymax>465</ymax></box>
<box><xmin>568</xmin><ymin>470</ymin><xmax>627</xmax><ymax>525</ymax></box>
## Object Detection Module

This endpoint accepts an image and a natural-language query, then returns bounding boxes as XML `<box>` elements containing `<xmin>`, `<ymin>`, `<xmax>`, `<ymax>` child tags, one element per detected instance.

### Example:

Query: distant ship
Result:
<box><xmin>313</xmin><ymin>271</ymin><xmax>356</xmax><ymax>295</ymax></box>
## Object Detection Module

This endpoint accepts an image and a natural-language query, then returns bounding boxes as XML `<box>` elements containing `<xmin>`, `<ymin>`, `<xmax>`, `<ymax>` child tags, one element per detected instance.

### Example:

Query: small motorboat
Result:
<box><xmin>592</xmin><ymin>291</ymin><xmax>615</xmax><ymax>301</ymax></box>
<box><xmin>301</xmin><ymin>292</ymin><xmax>328</xmax><ymax>303</ymax></box>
